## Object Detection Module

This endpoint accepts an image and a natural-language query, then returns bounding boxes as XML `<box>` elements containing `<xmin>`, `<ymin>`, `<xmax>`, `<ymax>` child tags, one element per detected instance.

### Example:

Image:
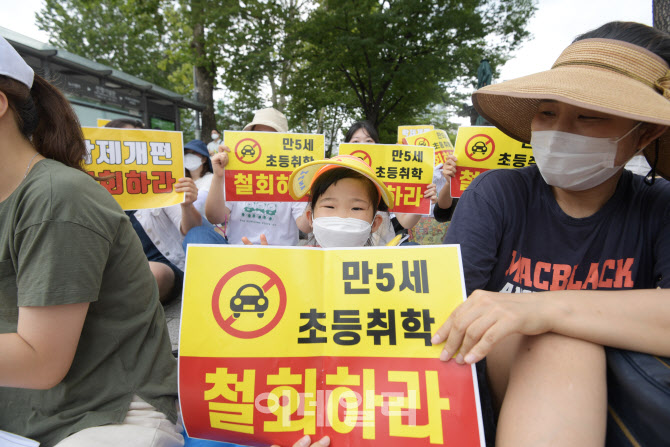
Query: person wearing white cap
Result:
<box><xmin>185</xmin><ymin>107</ymin><xmax>310</xmax><ymax>246</ymax></box>
<box><xmin>0</xmin><ymin>37</ymin><xmax>182</xmax><ymax>446</ymax></box>
<box><xmin>431</xmin><ymin>22</ymin><xmax>670</xmax><ymax>446</ymax></box>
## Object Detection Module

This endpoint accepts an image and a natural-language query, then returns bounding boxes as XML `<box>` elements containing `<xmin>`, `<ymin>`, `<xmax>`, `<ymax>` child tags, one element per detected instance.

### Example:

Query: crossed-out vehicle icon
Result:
<box><xmin>471</xmin><ymin>141</ymin><xmax>489</xmax><ymax>154</ymax></box>
<box><xmin>240</xmin><ymin>144</ymin><xmax>256</xmax><ymax>158</ymax></box>
<box><xmin>230</xmin><ymin>284</ymin><xmax>268</xmax><ymax>318</ymax></box>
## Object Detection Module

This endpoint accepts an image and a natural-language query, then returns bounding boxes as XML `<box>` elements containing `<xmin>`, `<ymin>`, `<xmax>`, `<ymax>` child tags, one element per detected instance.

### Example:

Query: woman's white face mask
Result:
<box><xmin>312</xmin><ymin>216</ymin><xmax>372</xmax><ymax>248</ymax></box>
<box><xmin>184</xmin><ymin>153</ymin><xmax>204</xmax><ymax>172</ymax></box>
<box><xmin>530</xmin><ymin>123</ymin><xmax>642</xmax><ymax>191</ymax></box>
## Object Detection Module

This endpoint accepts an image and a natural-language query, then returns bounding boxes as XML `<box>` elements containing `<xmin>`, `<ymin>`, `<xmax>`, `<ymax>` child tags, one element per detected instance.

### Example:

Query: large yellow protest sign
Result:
<box><xmin>338</xmin><ymin>143</ymin><xmax>434</xmax><ymax>214</ymax></box>
<box><xmin>179</xmin><ymin>245</ymin><xmax>484</xmax><ymax>447</ymax></box>
<box><xmin>403</xmin><ymin>129</ymin><xmax>454</xmax><ymax>167</ymax></box>
<box><xmin>82</xmin><ymin>127</ymin><xmax>184</xmax><ymax>210</ymax></box>
<box><xmin>451</xmin><ymin>126</ymin><xmax>534</xmax><ymax>198</ymax></box>
<box><xmin>224</xmin><ymin>131</ymin><xmax>325</xmax><ymax>202</ymax></box>
<box><xmin>397</xmin><ymin>124</ymin><xmax>434</xmax><ymax>144</ymax></box>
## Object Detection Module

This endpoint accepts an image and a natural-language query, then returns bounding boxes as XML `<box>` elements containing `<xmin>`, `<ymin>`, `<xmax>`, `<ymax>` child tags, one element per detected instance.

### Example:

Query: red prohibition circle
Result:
<box><xmin>211</xmin><ymin>264</ymin><xmax>287</xmax><ymax>339</ymax></box>
<box><xmin>349</xmin><ymin>150</ymin><xmax>372</xmax><ymax>167</ymax></box>
<box><xmin>465</xmin><ymin>134</ymin><xmax>495</xmax><ymax>162</ymax></box>
<box><xmin>415</xmin><ymin>137</ymin><xmax>430</xmax><ymax>146</ymax></box>
<box><xmin>234</xmin><ymin>138</ymin><xmax>262</xmax><ymax>164</ymax></box>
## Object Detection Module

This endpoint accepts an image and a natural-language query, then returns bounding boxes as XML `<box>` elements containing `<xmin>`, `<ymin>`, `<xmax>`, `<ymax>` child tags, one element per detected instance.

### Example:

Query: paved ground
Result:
<box><xmin>164</xmin><ymin>297</ymin><xmax>182</xmax><ymax>352</ymax></box>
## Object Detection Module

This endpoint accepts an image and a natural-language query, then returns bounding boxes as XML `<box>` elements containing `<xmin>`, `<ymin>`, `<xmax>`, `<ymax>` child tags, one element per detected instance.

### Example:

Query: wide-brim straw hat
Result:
<box><xmin>243</xmin><ymin>107</ymin><xmax>289</xmax><ymax>133</ymax></box>
<box><xmin>288</xmin><ymin>154</ymin><xmax>394</xmax><ymax>209</ymax></box>
<box><xmin>472</xmin><ymin>38</ymin><xmax>670</xmax><ymax>180</ymax></box>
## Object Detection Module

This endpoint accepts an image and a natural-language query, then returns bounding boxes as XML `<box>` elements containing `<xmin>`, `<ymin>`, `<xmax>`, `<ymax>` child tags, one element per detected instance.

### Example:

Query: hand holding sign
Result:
<box><xmin>175</xmin><ymin>177</ymin><xmax>198</xmax><ymax>205</ymax></box>
<box><xmin>272</xmin><ymin>435</ymin><xmax>331</xmax><ymax>447</ymax></box>
<box><xmin>441</xmin><ymin>154</ymin><xmax>458</xmax><ymax>180</ymax></box>
<box><xmin>211</xmin><ymin>145</ymin><xmax>231</xmax><ymax>177</ymax></box>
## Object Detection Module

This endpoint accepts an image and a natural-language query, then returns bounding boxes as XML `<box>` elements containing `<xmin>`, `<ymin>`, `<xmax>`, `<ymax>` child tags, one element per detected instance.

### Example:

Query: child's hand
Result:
<box><xmin>424</xmin><ymin>183</ymin><xmax>438</xmax><ymax>204</ymax></box>
<box><xmin>211</xmin><ymin>145</ymin><xmax>231</xmax><ymax>177</ymax></box>
<box><xmin>271</xmin><ymin>435</ymin><xmax>331</xmax><ymax>447</ymax></box>
<box><xmin>242</xmin><ymin>234</ymin><xmax>268</xmax><ymax>245</ymax></box>
<box><xmin>442</xmin><ymin>154</ymin><xmax>457</xmax><ymax>181</ymax></box>
<box><xmin>175</xmin><ymin>177</ymin><xmax>198</xmax><ymax>206</ymax></box>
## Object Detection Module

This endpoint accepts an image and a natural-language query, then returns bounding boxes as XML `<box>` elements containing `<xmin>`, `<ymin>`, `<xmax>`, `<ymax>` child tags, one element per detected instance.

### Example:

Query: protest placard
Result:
<box><xmin>451</xmin><ymin>126</ymin><xmax>534</xmax><ymax>198</ymax></box>
<box><xmin>397</xmin><ymin>125</ymin><xmax>434</xmax><ymax>144</ymax></box>
<box><xmin>403</xmin><ymin>129</ymin><xmax>454</xmax><ymax>167</ymax></box>
<box><xmin>82</xmin><ymin>127</ymin><xmax>184</xmax><ymax>210</ymax></box>
<box><xmin>338</xmin><ymin>143</ymin><xmax>434</xmax><ymax>214</ymax></box>
<box><xmin>224</xmin><ymin>131</ymin><xmax>325</xmax><ymax>202</ymax></box>
<box><xmin>179</xmin><ymin>245</ymin><xmax>485</xmax><ymax>447</ymax></box>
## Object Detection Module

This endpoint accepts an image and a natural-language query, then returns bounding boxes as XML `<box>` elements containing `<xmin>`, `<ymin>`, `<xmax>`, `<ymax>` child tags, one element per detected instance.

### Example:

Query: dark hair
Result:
<box><xmin>574</xmin><ymin>21</ymin><xmax>670</xmax><ymax>65</ymax></box>
<box><xmin>309</xmin><ymin>167</ymin><xmax>388</xmax><ymax>216</ymax></box>
<box><xmin>105</xmin><ymin>118</ymin><xmax>145</xmax><ymax>129</ymax></box>
<box><xmin>344</xmin><ymin>121</ymin><xmax>379</xmax><ymax>143</ymax></box>
<box><xmin>211</xmin><ymin>129</ymin><xmax>220</xmax><ymax>134</ymax></box>
<box><xmin>0</xmin><ymin>74</ymin><xmax>87</xmax><ymax>173</ymax></box>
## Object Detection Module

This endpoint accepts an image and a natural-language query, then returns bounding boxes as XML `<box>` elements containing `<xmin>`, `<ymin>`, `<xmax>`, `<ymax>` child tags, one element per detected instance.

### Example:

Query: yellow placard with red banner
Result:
<box><xmin>82</xmin><ymin>127</ymin><xmax>184</xmax><ymax>210</ymax></box>
<box><xmin>338</xmin><ymin>143</ymin><xmax>434</xmax><ymax>214</ymax></box>
<box><xmin>397</xmin><ymin>125</ymin><xmax>434</xmax><ymax>144</ymax></box>
<box><xmin>402</xmin><ymin>129</ymin><xmax>454</xmax><ymax>167</ymax></box>
<box><xmin>179</xmin><ymin>245</ymin><xmax>485</xmax><ymax>447</ymax></box>
<box><xmin>224</xmin><ymin>131</ymin><xmax>325</xmax><ymax>202</ymax></box>
<box><xmin>451</xmin><ymin>126</ymin><xmax>534</xmax><ymax>198</ymax></box>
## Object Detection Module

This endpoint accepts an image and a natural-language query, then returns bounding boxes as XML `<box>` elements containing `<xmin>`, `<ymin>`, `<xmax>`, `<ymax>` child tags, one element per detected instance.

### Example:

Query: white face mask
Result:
<box><xmin>312</xmin><ymin>216</ymin><xmax>372</xmax><ymax>248</ymax></box>
<box><xmin>184</xmin><ymin>153</ymin><xmax>204</xmax><ymax>172</ymax></box>
<box><xmin>530</xmin><ymin>123</ymin><xmax>641</xmax><ymax>191</ymax></box>
<box><xmin>211</xmin><ymin>133</ymin><xmax>220</xmax><ymax>141</ymax></box>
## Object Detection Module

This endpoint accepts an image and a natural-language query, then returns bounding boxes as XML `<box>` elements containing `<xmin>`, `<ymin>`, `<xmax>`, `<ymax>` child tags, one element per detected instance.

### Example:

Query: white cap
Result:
<box><xmin>0</xmin><ymin>37</ymin><xmax>34</xmax><ymax>89</ymax></box>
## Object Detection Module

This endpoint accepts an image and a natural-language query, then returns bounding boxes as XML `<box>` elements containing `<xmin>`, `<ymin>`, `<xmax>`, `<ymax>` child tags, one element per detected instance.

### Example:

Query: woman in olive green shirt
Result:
<box><xmin>0</xmin><ymin>37</ymin><xmax>182</xmax><ymax>447</ymax></box>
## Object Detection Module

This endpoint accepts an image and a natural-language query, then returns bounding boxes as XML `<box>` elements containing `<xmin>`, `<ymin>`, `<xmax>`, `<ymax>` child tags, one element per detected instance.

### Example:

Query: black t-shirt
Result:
<box><xmin>445</xmin><ymin>165</ymin><xmax>670</xmax><ymax>446</ymax></box>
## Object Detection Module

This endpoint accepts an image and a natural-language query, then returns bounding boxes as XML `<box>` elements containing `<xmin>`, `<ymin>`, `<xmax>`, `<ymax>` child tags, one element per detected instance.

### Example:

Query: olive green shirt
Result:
<box><xmin>0</xmin><ymin>160</ymin><xmax>178</xmax><ymax>446</ymax></box>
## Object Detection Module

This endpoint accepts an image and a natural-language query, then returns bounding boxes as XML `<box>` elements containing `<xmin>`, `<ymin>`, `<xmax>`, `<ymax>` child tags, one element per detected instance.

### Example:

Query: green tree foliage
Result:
<box><xmin>36</xmin><ymin>0</ymin><xmax>175</xmax><ymax>88</ymax></box>
<box><xmin>295</xmin><ymin>0</ymin><xmax>536</xmax><ymax>142</ymax></box>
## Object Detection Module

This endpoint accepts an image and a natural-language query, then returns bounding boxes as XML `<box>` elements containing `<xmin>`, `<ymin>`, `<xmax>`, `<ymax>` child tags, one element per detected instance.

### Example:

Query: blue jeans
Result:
<box><xmin>183</xmin><ymin>224</ymin><xmax>228</xmax><ymax>252</ymax></box>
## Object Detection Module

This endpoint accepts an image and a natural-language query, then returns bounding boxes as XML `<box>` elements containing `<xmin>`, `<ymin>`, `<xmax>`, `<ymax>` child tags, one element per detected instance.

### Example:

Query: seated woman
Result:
<box><xmin>0</xmin><ymin>37</ymin><xmax>181</xmax><ymax>446</ymax></box>
<box><xmin>431</xmin><ymin>21</ymin><xmax>670</xmax><ymax>446</ymax></box>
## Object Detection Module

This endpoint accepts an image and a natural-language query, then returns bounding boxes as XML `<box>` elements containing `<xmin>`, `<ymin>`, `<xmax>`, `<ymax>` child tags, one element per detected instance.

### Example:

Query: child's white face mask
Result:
<box><xmin>312</xmin><ymin>216</ymin><xmax>372</xmax><ymax>248</ymax></box>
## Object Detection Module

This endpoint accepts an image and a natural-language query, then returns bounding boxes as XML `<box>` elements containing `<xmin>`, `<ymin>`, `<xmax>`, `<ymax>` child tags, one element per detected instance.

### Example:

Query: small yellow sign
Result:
<box><xmin>451</xmin><ymin>126</ymin><xmax>534</xmax><ymax>197</ymax></box>
<box><xmin>338</xmin><ymin>143</ymin><xmax>434</xmax><ymax>214</ymax></box>
<box><xmin>403</xmin><ymin>129</ymin><xmax>454</xmax><ymax>167</ymax></box>
<box><xmin>223</xmin><ymin>131</ymin><xmax>325</xmax><ymax>202</ymax></box>
<box><xmin>397</xmin><ymin>125</ymin><xmax>434</xmax><ymax>144</ymax></box>
<box><xmin>82</xmin><ymin>127</ymin><xmax>184</xmax><ymax>210</ymax></box>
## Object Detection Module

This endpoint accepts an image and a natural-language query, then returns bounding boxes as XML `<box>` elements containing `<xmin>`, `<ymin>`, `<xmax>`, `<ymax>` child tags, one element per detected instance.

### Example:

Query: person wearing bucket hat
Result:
<box><xmin>431</xmin><ymin>22</ymin><xmax>670</xmax><ymax>447</ymax></box>
<box><xmin>0</xmin><ymin>37</ymin><xmax>181</xmax><ymax>446</ymax></box>
<box><xmin>243</xmin><ymin>107</ymin><xmax>289</xmax><ymax>133</ymax></box>
<box><xmin>288</xmin><ymin>154</ymin><xmax>391</xmax><ymax>247</ymax></box>
<box><xmin>188</xmin><ymin>108</ymin><xmax>310</xmax><ymax>246</ymax></box>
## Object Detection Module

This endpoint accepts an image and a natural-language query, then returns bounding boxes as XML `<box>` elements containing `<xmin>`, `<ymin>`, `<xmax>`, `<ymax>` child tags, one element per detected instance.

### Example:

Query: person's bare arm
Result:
<box><xmin>0</xmin><ymin>303</ymin><xmax>89</xmax><ymax>389</ymax></box>
<box><xmin>432</xmin><ymin>288</ymin><xmax>670</xmax><ymax>365</ymax></box>
<box><xmin>205</xmin><ymin>146</ymin><xmax>232</xmax><ymax>224</ymax></box>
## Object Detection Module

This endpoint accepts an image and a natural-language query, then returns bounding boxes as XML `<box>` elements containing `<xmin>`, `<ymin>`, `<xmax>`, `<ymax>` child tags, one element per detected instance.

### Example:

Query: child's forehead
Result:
<box><xmin>320</xmin><ymin>177</ymin><xmax>373</xmax><ymax>200</ymax></box>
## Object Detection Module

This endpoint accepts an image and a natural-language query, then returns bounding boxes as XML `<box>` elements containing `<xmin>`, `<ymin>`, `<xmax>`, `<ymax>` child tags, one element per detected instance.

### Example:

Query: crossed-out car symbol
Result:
<box><xmin>471</xmin><ymin>141</ymin><xmax>489</xmax><ymax>154</ymax></box>
<box><xmin>230</xmin><ymin>284</ymin><xmax>268</xmax><ymax>318</ymax></box>
<box><xmin>240</xmin><ymin>144</ymin><xmax>256</xmax><ymax>158</ymax></box>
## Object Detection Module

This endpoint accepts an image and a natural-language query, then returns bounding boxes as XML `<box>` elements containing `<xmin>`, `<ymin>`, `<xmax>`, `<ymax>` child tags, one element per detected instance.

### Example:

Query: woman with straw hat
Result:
<box><xmin>431</xmin><ymin>22</ymin><xmax>670</xmax><ymax>446</ymax></box>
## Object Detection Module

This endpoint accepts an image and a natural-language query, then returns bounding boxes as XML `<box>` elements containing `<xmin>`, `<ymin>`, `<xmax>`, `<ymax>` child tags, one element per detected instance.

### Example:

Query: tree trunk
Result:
<box><xmin>192</xmin><ymin>21</ymin><xmax>217</xmax><ymax>141</ymax></box>
<box><xmin>654</xmin><ymin>0</ymin><xmax>670</xmax><ymax>33</ymax></box>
